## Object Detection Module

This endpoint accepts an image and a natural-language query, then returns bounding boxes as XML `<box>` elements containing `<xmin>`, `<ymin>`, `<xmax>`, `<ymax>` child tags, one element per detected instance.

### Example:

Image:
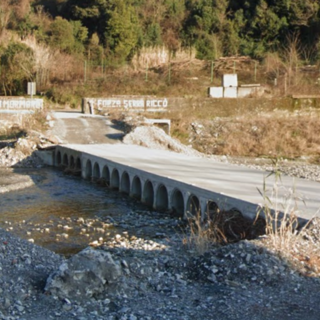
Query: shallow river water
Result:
<box><xmin>0</xmin><ymin>167</ymin><xmax>144</xmax><ymax>256</ymax></box>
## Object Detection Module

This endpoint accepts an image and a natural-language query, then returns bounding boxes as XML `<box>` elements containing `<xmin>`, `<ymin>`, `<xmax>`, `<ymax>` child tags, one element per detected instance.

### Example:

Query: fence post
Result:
<box><xmin>254</xmin><ymin>61</ymin><xmax>257</xmax><ymax>82</ymax></box>
<box><xmin>84</xmin><ymin>60</ymin><xmax>87</xmax><ymax>84</ymax></box>
<box><xmin>146</xmin><ymin>61</ymin><xmax>148</xmax><ymax>82</ymax></box>
<box><xmin>284</xmin><ymin>73</ymin><xmax>287</xmax><ymax>96</ymax></box>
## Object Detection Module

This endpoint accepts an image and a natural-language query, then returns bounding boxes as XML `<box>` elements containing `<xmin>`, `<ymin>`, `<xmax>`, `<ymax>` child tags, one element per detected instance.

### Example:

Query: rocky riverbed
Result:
<box><xmin>1</xmin><ymin>209</ymin><xmax>320</xmax><ymax>320</ymax></box>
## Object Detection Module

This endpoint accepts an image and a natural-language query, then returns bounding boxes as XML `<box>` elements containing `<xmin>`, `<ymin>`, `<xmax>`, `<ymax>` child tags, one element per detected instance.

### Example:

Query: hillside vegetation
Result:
<box><xmin>0</xmin><ymin>0</ymin><xmax>320</xmax><ymax>101</ymax></box>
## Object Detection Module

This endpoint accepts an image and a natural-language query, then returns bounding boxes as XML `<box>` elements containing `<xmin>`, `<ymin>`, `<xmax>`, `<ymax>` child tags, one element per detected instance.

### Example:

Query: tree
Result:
<box><xmin>70</xmin><ymin>20</ymin><xmax>88</xmax><ymax>53</ymax></box>
<box><xmin>0</xmin><ymin>42</ymin><xmax>35</xmax><ymax>95</ymax></box>
<box><xmin>48</xmin><ymin>17</ymin><xmax>88</xmax><ymax>54</ymax></box>
<box><xmin>195</xmin><ymin>32</ymin><xmax>221</xmax><ymax>60</ymax></box>
<box><xmin>87</xmin><ymin>32</ymin><xmax>104</xmax><ymax>63</ymax></box>
<box><xmin>249</xmin><ymin>1</ymin><xmax>288</xmax><ymax>55</ymax></box>
<box><xmin>104</xmin><ymin>0</ymin><xmax>139</xmax><ymax>63</ymax></box>
<box><xmin>183</xmin><ymin>0</ymin><xmax>229</xmax><ymax>59</ymax></box>
<box><xmin>49</xmin><ymin>17</ymin><xmax>75</xmax><ymax>52</ymax></box>
<box><xmin>0</xmin><ymin>1</ymin><xmax>11</xmax><ymax>36</ymax></box>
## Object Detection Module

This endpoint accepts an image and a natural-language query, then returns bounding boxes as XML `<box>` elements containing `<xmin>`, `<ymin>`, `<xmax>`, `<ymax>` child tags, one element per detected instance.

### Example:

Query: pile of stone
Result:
<box><xmin>0</xmin><ymin>130</ymin><xmax>59</xmax><ymax>168</ymax></box>
<box><xmin>188</xmin><ymin>240</ymin><xmax>298</xmax><ymax>286</ymax></box>
<box><xmin>0</xmin><ymin>143</ymin><xmax>44</xmax><ymax>168</ymax></box>
<box><xmin>123</xmin><ymin>125</ymin><xmax>204</xmax><ymax>158</ymax></box>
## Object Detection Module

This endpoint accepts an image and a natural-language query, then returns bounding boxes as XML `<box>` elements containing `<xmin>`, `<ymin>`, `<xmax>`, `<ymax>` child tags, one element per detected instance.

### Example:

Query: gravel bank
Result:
<box><xmin>1</xmin><ymin>210</ymin><xmax>320</xmax><ymax>320</ymax></box>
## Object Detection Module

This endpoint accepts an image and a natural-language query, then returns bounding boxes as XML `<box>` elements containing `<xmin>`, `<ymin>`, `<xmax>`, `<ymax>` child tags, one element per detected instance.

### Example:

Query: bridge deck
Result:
<box><xmin>64</xmin><ymin>143</ymin><xmax>320</xmax><ymax>220</ymax></box>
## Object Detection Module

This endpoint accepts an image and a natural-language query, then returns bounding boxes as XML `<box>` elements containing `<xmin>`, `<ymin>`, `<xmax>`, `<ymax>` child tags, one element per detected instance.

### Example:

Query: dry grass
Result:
<box><xmin>191</xmin><ymin>113</ymin><xmax>320</xmax><ymax>160</ymax></box>
<box><xmin>20</xmin><ymin>111</ymin><xmax>48</xmax><ymax>133</ymax></box>
<box><xmin>164</xmin><ymin>97</ymin><xmax>320</xmax><ymax>161</ymax></box>
<box><xmin>0</xmin><ymin>111</ymin><xmax>48</xmax><ymax>141</ymax></box>
<box><xmin>256</xmin><ymin>170</ymin><xmax>311</xmax><ymax>251</ymax></box>
<box><xmin>183</xmin><ymin>207</ymin><xmax>265</xmax><ymax>255</ymax></box>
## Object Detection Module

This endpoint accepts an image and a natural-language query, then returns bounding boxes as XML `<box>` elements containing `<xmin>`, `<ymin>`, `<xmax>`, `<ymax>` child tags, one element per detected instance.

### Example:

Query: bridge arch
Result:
<box><xmin>85</xmin><ymin>159</ymin><xmax>92</xmax><ymax>179</ymax></box>
<box><xmin>102</xmin><ymin>165</ymin><xmax>110</xmax><ymax>186</ymax></box>
<box><xmin>121</xmin><ymin>171</ymin><xmax>130</xmax><ymax>194</ymax></box>
<box><xmin>70</xmin><ymin>155</ymin><xmax>75</xmax><ymax>168</ymax></box>
<box><xmin>143</xmin><ymin>180</ymin><xmax>154</xmax><ymax>207</ymax></box>
<box><xmin>93</xmin><ymin>162</ymin><xmax>101</xmax><ymax>180</ymax></box>
<box><xmin>62</xmin><ymin>153</ymin><xmax>68</xmax><ymax>167</ymax></box>
<box><xmin>186</xmin><ymin>194</ymin><xmax>201</xmax><ymax>217</ymax></box>
<box><xmin>156</xmin><ymin>184</ymin><xmax>168</xmax><ymax>211</ymax></box>
<box><xmin>75</xmin><ymin>158</ymin><xmax>81</xmax><ymax>170</ymax></box>
<box><xmin>111</xmin><ymin>169</ymin><xmax>120</xmax><ymax>190</ymax></box>
<box><xmin>171</xmin><ymin>189</ymin><xmax>184</xmax><ymax>217</ymax></box>
<box><xmin>131</xmin><ymin>176</ymin><xmax>142</xmax><ymax>200</ymax></box>
<box><xmin>56</xmin><ymin>151</ymin><xmax>62</xmax><ymax>166</ymax></box>
<box><xmin>205</xmin><ymin>201</ymin><xmax>219</xmax><ymax>220</ymax></box>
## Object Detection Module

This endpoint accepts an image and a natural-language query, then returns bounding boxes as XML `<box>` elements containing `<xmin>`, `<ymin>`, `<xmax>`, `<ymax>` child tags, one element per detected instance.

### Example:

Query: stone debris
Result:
<box><xmin>123</xmin><ymin>125</ymin><xmax>203</xmax><ymax>158</ymax></box>
<box><xmin>0</xmin><ymin>129</ymin><xmax>59</xmax><ymax>168</ymax></box>
<box><xmin>45</xmin><ymin>247</ymin><xmax>122</xmax><ymax>300</ymax></box>
<box><xmin>187</xmin><ymin>240</ymin><xmax>298</xmax><ymax>286</ymax></box>
<box><xmin>0</xmin><ymin>144</ymin><xmax>45</xmax><ymax>168</ymax></box>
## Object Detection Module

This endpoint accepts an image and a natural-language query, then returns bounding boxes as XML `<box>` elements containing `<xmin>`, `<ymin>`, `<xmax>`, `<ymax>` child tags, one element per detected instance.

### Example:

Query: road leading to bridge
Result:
<box><xmin>47</xmin><ymin>112</ymin><xmax>124</xmax><ymax>144</ymax></box>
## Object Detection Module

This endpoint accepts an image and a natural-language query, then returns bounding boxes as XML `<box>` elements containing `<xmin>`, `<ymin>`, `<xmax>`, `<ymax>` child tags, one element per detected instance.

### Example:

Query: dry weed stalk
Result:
<box><xmin>22</xmin><ymin>36</ymin><xmax>54</xmax><ymax>87</ymax></box>
<box><xmin>183</xmin><ymin>210</ymin><xmax>226</xmax><ymax>255</ymax></box>
<box><xmin>256</xmin><ymin>167</ymin><xmax>307</xmax><ymax>251</ymax></box>
<box><xmin>182</xmin><ymin>206</ymin><xmax>258</xmax><ymax>255</ymax></box>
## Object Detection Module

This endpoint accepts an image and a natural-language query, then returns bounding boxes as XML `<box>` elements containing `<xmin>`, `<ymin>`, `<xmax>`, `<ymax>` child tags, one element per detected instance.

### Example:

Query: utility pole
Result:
<box><xmin>211</xmin><ymin>61</ymin><xmax>214</xmax><ymax>83</ymax></box>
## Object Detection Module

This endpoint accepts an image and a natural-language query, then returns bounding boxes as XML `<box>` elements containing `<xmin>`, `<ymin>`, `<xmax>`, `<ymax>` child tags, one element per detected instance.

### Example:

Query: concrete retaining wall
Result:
<box><xmin>0</xmin><ymin>97</ymin><xmax>43</xmax><ymax>114</ymax></box>
<box><xmin>82</xmin><ymin>96</ymin><xmax>169</xmax><ymax>114</ymax></box>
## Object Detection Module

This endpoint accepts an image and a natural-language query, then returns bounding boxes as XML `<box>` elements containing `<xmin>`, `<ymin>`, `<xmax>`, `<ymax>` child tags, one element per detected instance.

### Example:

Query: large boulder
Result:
<box><xmin>45</xmin><ymin>247</ymin><xmax>122</xmax><ymax>300</ymax></box>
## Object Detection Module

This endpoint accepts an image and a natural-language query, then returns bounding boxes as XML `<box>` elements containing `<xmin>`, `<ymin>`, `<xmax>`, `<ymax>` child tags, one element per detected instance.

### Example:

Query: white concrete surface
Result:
<box><xmin>223</xmin><ymin>74</ymin><xmax>238</xmax><ymax>87</ymax></box>
<box><xmin>52</xmin><ymin>112</ymin><xmax>104</xmax><ymax>119</ymax></box>
<box><xmin>59</xmin><ymin>143</ymin><xmax>320</xmax><ymax>221</ymax></box>
<box><xmin>224</xmin><ymin>87</ymin><xmax>238</xmax><ymax>98</ymax></box>
<box><xmin>208</xmin><ymin>87</ymin><xmax>224</xmax><ymax>98</ymax></box>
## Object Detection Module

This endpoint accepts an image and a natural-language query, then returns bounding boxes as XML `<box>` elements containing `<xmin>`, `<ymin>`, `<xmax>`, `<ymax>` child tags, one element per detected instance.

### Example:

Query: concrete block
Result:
<box><xmin>223</xmin><ymin>74</ymin><xmax>238</xmax><ymax>87</ymax></box>
<box><xmin>208</xmin><ymin>87</ymin><xmax>223</xmax><ymax>98</ymax></box>
<box><xmin>35</xmin><ymin>150</ymin><xmax>55</xmax><ymax>166</ymax></box>
<box><xmin>238</xmin><ymin>85</ymin><xmax>264</xmax><ymax>98</ymax></box>
<box><xmin>238</xmin><ymin>87</ymin><xmax>255</xmax><ymax>98</ymax></box>
<box><xmin>224</xmin><ymin>87</ymin><xmax>238</xmax><ymax>98</ymax></box>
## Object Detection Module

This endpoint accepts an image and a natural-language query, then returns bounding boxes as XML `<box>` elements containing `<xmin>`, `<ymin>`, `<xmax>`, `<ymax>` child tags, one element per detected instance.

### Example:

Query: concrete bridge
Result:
<box><xmin>51</xmin><ymin>144</ymin><xmax>320</xmax><ymax>221</ymax></box>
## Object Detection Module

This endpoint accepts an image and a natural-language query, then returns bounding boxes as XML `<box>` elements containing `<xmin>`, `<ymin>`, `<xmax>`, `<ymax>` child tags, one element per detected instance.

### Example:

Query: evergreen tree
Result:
<box><xmin>104</xmin><ymin>0</ymin><xmax>139</xmax><ymax>62</ymax></box>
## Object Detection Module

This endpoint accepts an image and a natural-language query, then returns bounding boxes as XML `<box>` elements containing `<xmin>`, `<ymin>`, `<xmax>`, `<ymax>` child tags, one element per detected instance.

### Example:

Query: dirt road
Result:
<box><xmin>47</xmin><ymin>112</ymin><xmax>124</xmax><ymax>144</ymax></box>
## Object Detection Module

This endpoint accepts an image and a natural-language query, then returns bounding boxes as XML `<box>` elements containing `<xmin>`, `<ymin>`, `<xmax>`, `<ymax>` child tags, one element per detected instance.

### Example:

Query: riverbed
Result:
<box><xmin>0</xmin><ymin>167</ymin><xmax>146</xmax><ymax>256</ymax></box>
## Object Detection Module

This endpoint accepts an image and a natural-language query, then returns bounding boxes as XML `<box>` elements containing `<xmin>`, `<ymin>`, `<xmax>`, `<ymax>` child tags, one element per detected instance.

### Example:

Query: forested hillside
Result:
<box><xmin>0</xmin><ymin>0</ymin><xmax>320</xmax><ymax>99</ymax></box>
<box><xmin>30</xmin><ymin>0</ymin><xmax>320</xmax><ymax>61</ymax></box>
